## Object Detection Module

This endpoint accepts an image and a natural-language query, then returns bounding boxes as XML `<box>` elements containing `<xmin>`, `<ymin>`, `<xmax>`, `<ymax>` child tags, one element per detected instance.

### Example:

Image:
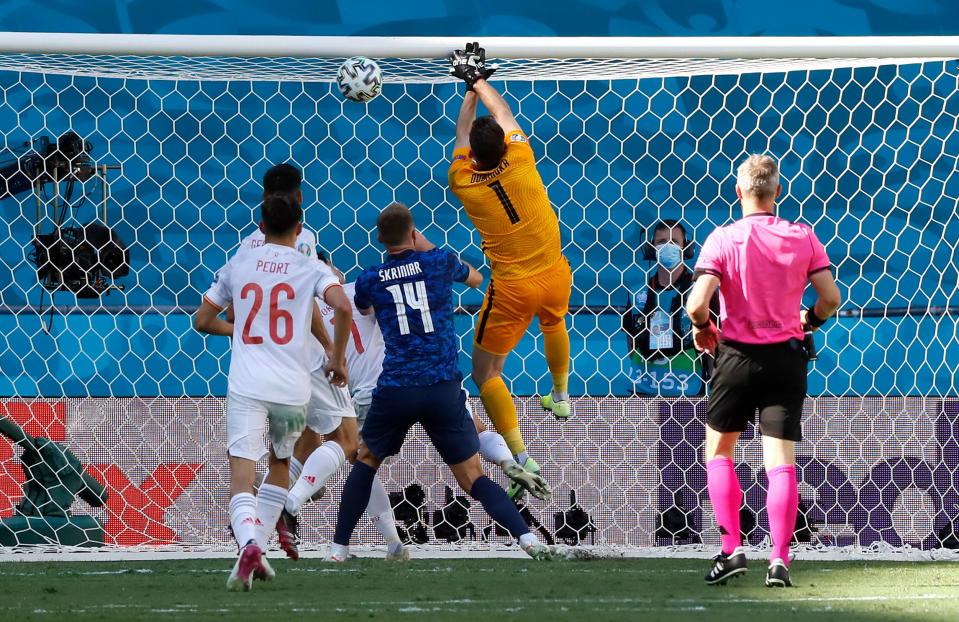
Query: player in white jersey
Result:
<box><xmin>233</xmin><ymin>163</ymin><xmax>332</xmax><ymax>362</ymax></box>
<box><xmin>276</xmin><ymin>252</ymin><xmax>408</xmax><ymax>562</ymax></box>
<box><xmin>223</xmin><ymin>163</ymin><xmax>403</xmax><ymax>562</ymax></box>
<box><xmin>195</xmin><ymin>193</ymin><xmax>353</xmax><ymax>591</ymax></box>
<box><xmin>316</xmin><ymin>258</ymin><xmax>384</xmax><ymax>422</ymax></box>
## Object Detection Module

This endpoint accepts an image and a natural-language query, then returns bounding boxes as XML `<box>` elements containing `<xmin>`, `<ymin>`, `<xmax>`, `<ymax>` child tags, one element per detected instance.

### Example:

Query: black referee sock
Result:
<box><xmin>470</xmin><ymin>475</ymin><xmax>530</xmax><ymax>539</ymax></box>
<box><xmin>333</xmin><ymin>461</ymin><xmax>377</xmax><ymax>546</ymax></box>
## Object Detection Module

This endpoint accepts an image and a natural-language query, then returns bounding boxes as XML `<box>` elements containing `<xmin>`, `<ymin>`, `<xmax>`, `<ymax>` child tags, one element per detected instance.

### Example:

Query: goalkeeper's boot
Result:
<box><xmin>385</xmin><ymin>541</ymin><xmax>410</xmax><ymax>562</ymax></box>
<box><xmin>226</xmin><ymin>540</ymin><xmax>262</xmax><ymax>592</ymax></box>
<box><xmin>275</xmin><ymin>509</ymin><xmax>300</xmax><ymax>561</ymax></box>
<box><xmin>541</xmin><ymin>393</ymin><xmax>571</xmax><ymax>420</ymax></box>
<box><xmin>765</xmin><ymin>559</ymin><xmax>793</xmax><ymax>588</ymax></box>
<box><xmin>254</xmin><ymin>555</ymin><xmax>276</xmax><ymax>582</ymax></box>
<box><xmin>523</xmin><ymin>542</ymin><xmax>557</xmax><ymax>561</ymax></box>
<box><xmin>704</xmin><ymin>547</ymin><xmax>748</xmax><ymax>585</ymax></box>
<box><xmin>504</xmin><ymin>460</ymin><xmax>553</xmax><ymax>501</ymax></box>
<box><xmin>507</xmin><ymin>457</ymin><xmax>541</xmax><ymax>500</ymax></box>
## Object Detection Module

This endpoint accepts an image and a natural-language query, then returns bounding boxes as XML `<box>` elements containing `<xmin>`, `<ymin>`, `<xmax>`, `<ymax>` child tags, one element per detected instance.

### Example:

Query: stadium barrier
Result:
<box><xmin>2</xmin><ymin>397</ymin><xmax>956</xmax><ymax>553</ymax></box>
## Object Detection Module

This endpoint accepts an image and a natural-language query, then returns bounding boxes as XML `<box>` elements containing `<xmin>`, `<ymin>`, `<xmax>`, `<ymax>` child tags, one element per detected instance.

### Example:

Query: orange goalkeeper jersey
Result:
<box><xmin>449</xmin><ymin>130</ymin><xmax>562</xmax><ymax>280</ymax></box>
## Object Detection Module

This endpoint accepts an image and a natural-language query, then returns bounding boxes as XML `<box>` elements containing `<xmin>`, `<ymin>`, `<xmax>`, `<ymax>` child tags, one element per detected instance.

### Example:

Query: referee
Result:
<box><xmin>685</xmin><ymin>155</ymin><xmax>841</xmax><ymax>588</ymax></box>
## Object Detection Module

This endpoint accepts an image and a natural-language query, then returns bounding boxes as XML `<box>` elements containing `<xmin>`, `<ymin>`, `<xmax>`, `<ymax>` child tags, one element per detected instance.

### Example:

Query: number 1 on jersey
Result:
<box><xmin>385</xmin><ymin>281</ymin><xmax>434</xmax><ymax>335</ymax></box>
<box><xmin>487</xmin><ymin>180</ymin><xmax>520</xmax><ymax>225</ymax></box>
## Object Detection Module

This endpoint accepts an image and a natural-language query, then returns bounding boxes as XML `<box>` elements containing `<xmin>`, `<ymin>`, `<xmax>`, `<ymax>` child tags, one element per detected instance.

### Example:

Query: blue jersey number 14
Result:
<box><xmin>385</xmin><ymin>281</ymin><xmax>434</xmax><ymax>335</ymax></box>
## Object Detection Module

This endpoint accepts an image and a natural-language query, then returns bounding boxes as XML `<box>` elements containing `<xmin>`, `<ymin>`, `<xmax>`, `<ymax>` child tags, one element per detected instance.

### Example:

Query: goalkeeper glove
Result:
<box><xmin>449</xmin><ymin>41</ymin><xmax>497</xmax><ymax>90</ymax></box>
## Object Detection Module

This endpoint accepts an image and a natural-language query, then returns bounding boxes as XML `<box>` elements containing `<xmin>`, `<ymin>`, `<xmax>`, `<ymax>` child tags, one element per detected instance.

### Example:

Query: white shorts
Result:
<box><xmin>307</xmin><ymin>367</ymin><xmax>356</xmax><ymax>435</ymax></box>
<box><xmin>226</xmin><ymin>392</ymin><xmax>307</xmax><ymax>461</ymax></box>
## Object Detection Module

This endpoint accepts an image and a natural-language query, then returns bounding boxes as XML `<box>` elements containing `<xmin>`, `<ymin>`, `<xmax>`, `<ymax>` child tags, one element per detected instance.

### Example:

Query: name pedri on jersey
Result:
<box><xmin>317</xmin><ymin>281</ymin><xmax>385</xmax><ymax>404</ymax></box>
<box><xmin>204</xmin><ymin>243</ymin><xmax>340</xmax><ymax>405</ymax></box>
<box><xmin>354</xmin><ymin>248</ymin><xmax>469</xmax><ymax>388</ymax></box>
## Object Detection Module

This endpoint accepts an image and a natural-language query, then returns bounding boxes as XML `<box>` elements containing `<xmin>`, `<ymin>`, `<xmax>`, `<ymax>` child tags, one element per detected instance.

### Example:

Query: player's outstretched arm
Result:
<box><xmin>462</xmin><ymin>260</ymin><xmax>483</xmax><ymax>288</ymax></box>
<box><xmin>802</xmin><ymin>270</ymin><xmax>841</xmax><ymax>332</ymax></box>
<box><xmin>686</xmin><ymin>274</ymin><xmax>721</xmax><ymax>354</ymax></box>
<box><xmin>322</xmin><ymin>284</ymin><xmax>352</xmax><ymax>387</ymax></box>
<box><xmin>454</xmin><ymin>90</ymin><xmax>478</xmax><ymax>150</ymax></box>
<box><xmin>472</xmin><ymin>79</ymin><xmax>521</xmax><ymax>134</ymax></box>
<box><xmin>194</xmin><ymin>299</ymin><xmax>233</xmax><ymax>336</ymax></box>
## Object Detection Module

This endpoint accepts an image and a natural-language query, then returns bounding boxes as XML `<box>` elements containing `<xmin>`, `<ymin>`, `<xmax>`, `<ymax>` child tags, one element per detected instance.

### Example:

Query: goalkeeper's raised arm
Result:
<box><xmin>470</xmin><ymin>78</ymin><xmax>521</xmax><ymax>135</ymax></box>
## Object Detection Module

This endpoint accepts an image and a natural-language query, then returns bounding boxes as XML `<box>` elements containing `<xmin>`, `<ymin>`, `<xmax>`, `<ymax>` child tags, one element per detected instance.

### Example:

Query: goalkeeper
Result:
<box><xmin>448</xmin><ymin>42</ymin><xmax>573</xmax><ymax>497</ymax></box>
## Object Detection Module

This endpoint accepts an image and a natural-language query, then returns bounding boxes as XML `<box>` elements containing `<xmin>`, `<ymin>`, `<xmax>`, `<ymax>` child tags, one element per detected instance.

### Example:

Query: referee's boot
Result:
<box><xmin>704</xmin><ymin>547</ymin><xmax>748</xmax><ymax>585</ymax></box>
<box><xmin>541</xmin><ymin>392</ymin><xmax>571</xmax><ymax>420</ymax></box>
<box><xmin>765</xmin><ymin>558</ymin><xmax>793</xmax><ymax>587</ymax></box>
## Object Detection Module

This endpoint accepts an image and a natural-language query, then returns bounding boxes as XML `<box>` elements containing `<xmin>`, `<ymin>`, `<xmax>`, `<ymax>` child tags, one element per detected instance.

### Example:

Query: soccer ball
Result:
<box><xmin>336</xmin><ymin>56</ymin><xmax>383</xmax><ymax>102</ymax></box>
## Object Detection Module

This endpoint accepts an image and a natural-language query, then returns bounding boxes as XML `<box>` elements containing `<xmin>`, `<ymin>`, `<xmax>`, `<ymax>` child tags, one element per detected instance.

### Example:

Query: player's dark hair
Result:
<box><xmin>377</xmin><ymin>202</ymin><xmax>415</xmax><ymax>246</ymax></box>
<box><xmin>262</xmin><ymin>163</ymin><xmax>302</xmax><ymax>197</ymax></box>
<box><xmin>653</xmin><ymin>219</ymin><xmax>688</xmax><ymax>245</ymax></box>
<box><xmin>260</xmin><ymin>194</ymin><xmax>302</xmax><ymax>236</ymax></box>
<box><xmin>470</xmin><ymin>115</ymin><xmax>506</xmax><ymax>170</ymax></box>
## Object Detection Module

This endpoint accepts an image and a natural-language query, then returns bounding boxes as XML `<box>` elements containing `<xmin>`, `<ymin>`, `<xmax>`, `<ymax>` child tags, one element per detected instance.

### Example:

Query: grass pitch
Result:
<box><xmin>1</xmin><ymin>557</ymin><xmax>957</xmax><ymax>621</ymax></box>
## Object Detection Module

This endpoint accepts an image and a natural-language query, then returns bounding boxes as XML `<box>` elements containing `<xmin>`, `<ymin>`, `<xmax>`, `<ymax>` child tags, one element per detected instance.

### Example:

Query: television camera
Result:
<box><xmin>0</xmin><ymin>132</ymin><xmax>128</xmax><ymax>299</ymax></box>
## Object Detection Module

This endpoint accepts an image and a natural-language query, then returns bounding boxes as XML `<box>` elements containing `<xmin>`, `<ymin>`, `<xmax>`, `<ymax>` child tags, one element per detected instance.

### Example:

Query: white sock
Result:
<box><xmin>478</xmin><ymin>430</ymin><xmax>514</xmax><ymax>467</ymax></box>
<box><xmin>551</xmin><ymin>390</ymin><xmax>569</xmax><ymax>402</ymax></box>
<box><xmin>519</xmin><ymin>532</ymin><xmax>540</xmax><ymax>548</ymax></box>
<box><xmin>254</xmin><ymin>482</ymin><xmax>287</xmax><ymax>550</ymax></box>
<box><xmin>367</xmin><ymin>475</ymin><xmax>400</xmax><ymax>545</ymax></box>
<box><xmin>516</xmin><ymin>450</ymin><xmax>530</xmax><ymax>466</ymax></box>
<box><xmin>285</xmin><ymin>441</ymin><xmax>345</xmax><ymax>515</ymax></box>
<box><xmin>288</xmin><ymin>457</ymin><xmax>304</xmax><ymax>486</ymax></box>
<box><xmin>229</xmin><ymin>492</ymin><xmax>257</xmax><ymax>548</ymax></box>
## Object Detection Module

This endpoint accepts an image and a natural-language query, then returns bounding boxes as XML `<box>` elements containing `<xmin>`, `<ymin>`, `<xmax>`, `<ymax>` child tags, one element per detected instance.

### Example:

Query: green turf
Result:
<box><xmin>0</xmin><ymin>557</ymin><xmax>957</xmax><ymax>621</ymax></box>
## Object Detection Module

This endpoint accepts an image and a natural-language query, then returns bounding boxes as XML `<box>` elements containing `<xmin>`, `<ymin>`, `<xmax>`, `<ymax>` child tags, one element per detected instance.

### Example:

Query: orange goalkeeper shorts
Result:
<box><xmin>473</xmin><ymin>257</ymin><xmax>572</xmax><ymax>356</ymax></box>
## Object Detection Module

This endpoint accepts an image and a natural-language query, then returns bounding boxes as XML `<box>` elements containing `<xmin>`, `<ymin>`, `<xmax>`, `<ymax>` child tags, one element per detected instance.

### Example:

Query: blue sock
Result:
<box><xmin>469</xmin><ymin>475</ymin><xmax>530</xmax><ymax>539</ymax></box>
<box><xmin>333</xmin><ymin>461</ymin><xmax>377</xmax><ymax>546</ymax></box>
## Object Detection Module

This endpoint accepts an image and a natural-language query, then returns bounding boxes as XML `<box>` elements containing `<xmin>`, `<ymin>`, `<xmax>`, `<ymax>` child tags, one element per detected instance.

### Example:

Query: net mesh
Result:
<box><xmin>0</xmin><ymin>53</ymin><xmax>945</xmax><ymax>82</ymax></box>
<box><xmin>0</xmin><ymin>51</ymin><xmax>957</xmax><ymax>555</ymax></box>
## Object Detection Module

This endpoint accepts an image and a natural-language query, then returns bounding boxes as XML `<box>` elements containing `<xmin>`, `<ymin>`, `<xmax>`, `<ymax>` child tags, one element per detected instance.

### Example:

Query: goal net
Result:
<box><xmin>0</xmin><ymin>35</ymin><xmax>957</xmax><ymax>557</ymax></box>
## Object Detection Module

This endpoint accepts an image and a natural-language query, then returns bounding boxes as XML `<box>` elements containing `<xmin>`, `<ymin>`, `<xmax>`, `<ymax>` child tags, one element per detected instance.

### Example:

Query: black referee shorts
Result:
<box><xmin>707</xmin><ymin>339</ymin><xmax>809</xmax><ymax>442</ymax></box>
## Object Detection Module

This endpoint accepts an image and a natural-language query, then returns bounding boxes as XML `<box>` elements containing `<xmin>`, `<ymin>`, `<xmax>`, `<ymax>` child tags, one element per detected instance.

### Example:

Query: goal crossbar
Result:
<box><xmin>1</xmin><ymin>33</ymin><xmax>959</xmax><ymax>59</ymax></box>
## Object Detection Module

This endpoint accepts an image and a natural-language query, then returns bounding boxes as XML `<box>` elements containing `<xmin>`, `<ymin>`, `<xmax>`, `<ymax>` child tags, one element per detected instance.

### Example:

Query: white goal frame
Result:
<box><xmin>1</xmin><ymin>32</ymin><xmax>959</xmax><ymax>60</ymax></box>
<box><xmin>0</xmin><ymin>34</ymin><xmax>957</xmax><ymax>561</ymax></box>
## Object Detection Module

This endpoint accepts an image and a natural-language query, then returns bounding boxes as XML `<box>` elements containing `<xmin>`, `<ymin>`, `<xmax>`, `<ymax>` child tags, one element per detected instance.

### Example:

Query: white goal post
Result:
<box><xmin>0</xmin><ymin>34</ymin><xmax>957</xmax><ymax>560</ymax></box>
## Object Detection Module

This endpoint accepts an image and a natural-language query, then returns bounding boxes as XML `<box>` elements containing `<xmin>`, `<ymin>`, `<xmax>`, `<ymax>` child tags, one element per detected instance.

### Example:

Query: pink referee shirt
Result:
<box><xmin>695</xmin><ymin>213</ymin><xmax>831</xmax><ymax>344</ymax></box>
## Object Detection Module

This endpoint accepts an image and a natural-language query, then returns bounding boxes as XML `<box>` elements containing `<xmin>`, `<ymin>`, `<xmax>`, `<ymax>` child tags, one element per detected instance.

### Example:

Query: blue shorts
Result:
<box><xmin>362</xmin><ymin>380</ymin><xmax>479</xmax><ymax>465</ymax></box>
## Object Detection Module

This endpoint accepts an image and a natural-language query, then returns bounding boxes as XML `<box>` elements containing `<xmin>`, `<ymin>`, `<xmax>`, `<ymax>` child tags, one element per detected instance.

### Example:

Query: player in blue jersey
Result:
<box><xmin>328</xmin><ymin>202</ymin><xmax>553</xmax><ymax>561</ymax></box>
